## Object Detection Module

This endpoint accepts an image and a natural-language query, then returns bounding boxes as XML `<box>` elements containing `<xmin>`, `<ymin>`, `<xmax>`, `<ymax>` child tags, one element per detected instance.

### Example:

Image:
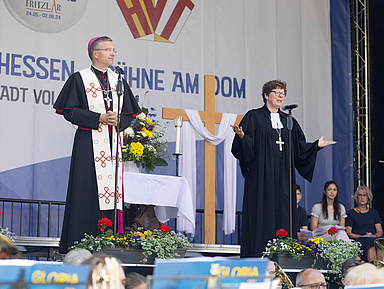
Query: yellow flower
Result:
<box><xmin>134</xmin><ymin>232</ymin><xmax>146</xmax><ymax>238</ymax></box>
<box><xmin>143</xmin><ymin>129</ymin><xmax>153</xmax><ymax>138</ymax></box>
<box><xmin>146</xmin><ymin>118</ymin><xmax>152</xmax><ymax>125</ymax></box>
<box><xmin>313</xmin><ymin>237</ymin><xmax>323</xmax><ymax>244</ymax></box>
<box><xmin>130</xmin><ymin>142</ymin><xmax>144</xmax><ymax>157</ymax></box>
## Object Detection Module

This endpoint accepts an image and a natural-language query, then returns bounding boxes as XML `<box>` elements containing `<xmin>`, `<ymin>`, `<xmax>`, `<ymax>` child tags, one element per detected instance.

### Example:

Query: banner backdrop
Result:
<box><xmin>0</xmin><ymin>0</ymin><xmax>353</xmax><ymax>242</ymax></box>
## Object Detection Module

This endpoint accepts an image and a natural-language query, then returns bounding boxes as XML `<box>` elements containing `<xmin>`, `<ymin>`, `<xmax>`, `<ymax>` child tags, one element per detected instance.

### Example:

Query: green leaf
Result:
<box><xmin>154</xmin><ymin>158</ymin><xmax>168</xmax><ymax>167</ymax></box>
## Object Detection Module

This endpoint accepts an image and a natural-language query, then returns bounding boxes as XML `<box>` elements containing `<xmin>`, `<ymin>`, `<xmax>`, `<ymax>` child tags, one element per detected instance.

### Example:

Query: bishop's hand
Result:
<box><xmin>107</xmin><ymin>111</ymin><xmax>118</xmax><ymax>126</ymax></box>
<box><xmin>99</xmin><ymin>111</ymin><xmax>118</xmax><ymax>126</ymax></box>
<box><xmin>318</xmin><ymin>136</ymin><xmax>336</xmax><ymax>148</ymax></box>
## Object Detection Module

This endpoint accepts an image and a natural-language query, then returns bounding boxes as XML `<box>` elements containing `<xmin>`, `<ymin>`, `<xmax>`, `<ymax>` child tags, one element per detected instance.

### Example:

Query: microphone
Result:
<box><xmin>114</xmin><ymin>66</ymin><xmax>125</xmax><ymax>75</ymax></box>
<box><xmin>281</xmin><ymin>104</ymin><xmax>298</xmax><ymax>110</ymax></box>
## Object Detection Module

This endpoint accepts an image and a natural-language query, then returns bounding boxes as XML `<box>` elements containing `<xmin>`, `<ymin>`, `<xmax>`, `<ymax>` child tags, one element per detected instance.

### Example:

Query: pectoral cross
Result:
<box><xmin>104</xmin><ymin>95</ymin><xmax>112</xmax><ymax>108</ymax></box>
<box><xmin>276</xmin><ymin>136</ymin><xmax>284</xmax><ymax>151</ymax></box>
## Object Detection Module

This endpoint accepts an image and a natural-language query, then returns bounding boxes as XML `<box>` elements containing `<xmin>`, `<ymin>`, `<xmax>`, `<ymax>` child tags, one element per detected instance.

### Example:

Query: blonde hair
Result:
<box><xmin>345</xmin><ymin>263</ymin><xmax>384</xmax><ymax>285</ymax></box>
<box><xmin>82</xmin><ymin>254</ymin><xmax>123</xmax><ymax>289</ymax></box>
<box><xmin>354</xmin><ymin>185</ymin><xmax>373</xmax><ymax>206</ymax></box>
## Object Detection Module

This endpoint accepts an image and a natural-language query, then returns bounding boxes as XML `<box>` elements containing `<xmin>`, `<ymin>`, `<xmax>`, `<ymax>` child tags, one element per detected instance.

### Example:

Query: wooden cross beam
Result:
<box><xmin>162</xmin><ymin>75</ymin><xmax>242</xmax><ymax>244</ymax></box>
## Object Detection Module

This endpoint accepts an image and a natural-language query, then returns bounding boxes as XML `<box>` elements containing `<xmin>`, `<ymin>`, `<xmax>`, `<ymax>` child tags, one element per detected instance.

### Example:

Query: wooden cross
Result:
<box><xmin>162</xmin><ymin>75</ymin><xmax>243</xmax><ymax>244</ymax></box>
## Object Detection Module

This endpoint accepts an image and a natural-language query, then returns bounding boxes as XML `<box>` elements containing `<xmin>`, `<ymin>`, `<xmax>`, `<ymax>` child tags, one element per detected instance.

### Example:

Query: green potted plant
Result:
<box><xmin>262</xmin><ymin>228</ymin><xmax>362</xmax><ymax>284</ymax></box>
<box><xmin>69</xmin><ymin>218</ymin><xmax>190</xmax><ymax>264</ymax></box>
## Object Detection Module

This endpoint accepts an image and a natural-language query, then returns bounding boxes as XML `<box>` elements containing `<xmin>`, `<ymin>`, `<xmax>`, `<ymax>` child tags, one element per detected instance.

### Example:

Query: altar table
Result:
<box><xmin>123</xmin><ymin>172</ymin><xmax>195</xmax><ymax>232</ymax></box>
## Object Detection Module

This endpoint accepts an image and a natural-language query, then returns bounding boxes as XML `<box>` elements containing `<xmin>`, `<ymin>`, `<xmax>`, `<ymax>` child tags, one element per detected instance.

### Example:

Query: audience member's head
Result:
<box><xmin>63</xmin><ymin>248</ymin><xmax>93</xmax><ymax>265</ymax></box>
<box><xmin>82</xmin><ymin>254</ymin><xmax>126</xmax><ymax>289</ymax></box>
<box><xmin>354</xmin><ymin>185</ymin><xmax>373</xmax><ymax>206</ymax></box>
<box><xmin>296</xmin><ymin>268</ymin><xmax>326</xmax><ymax>289</ymax></box>
<box><xmin>296</xmin><ymin>184</ymin><xmax>302</xmax><ymax>205</ymax></box>
<box><xmin>345</xmin><ymin>263</ymin><xmax>384</xmax><ymax>285</ymax></box>
<box><xmin>341</xmin><ymin>257</ymin><xmax>363</xmax><ymax>285</ymax></box>
<box><xmin>125</xmin><ymin>272</ymin><xmax>147</xmax><ymax>289</ymax></box>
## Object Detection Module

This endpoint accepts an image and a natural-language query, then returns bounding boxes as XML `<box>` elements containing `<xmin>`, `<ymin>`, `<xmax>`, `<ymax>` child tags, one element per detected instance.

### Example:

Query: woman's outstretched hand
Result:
<box><xmin>318</xmin><ymin>136</ymin><xmax>336</xmax><ymax>148</ymax></box>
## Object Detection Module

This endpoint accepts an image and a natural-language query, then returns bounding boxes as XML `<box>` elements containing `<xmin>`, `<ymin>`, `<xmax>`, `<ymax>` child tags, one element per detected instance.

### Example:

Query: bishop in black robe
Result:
<box><xmin>54</xmin><ymin>70</ymin><xmax>140</xmax><ymax>253</ymax></box>
<box><xmin>232</xmin><ymin>104</ymin><xmax>322</xmax><ymax>257</ymax></box>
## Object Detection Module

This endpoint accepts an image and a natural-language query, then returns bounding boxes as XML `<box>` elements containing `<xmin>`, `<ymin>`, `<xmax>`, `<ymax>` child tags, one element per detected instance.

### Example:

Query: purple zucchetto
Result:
<box><xmin>88</xmin><ymin>37</ymin><xmax>100</xmax><ymax>51</ymax></box>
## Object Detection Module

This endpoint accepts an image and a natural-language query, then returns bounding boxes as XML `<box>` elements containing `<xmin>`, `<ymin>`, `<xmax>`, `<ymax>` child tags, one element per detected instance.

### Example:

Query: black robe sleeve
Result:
<box><xmin>231</xmin><ymin>109</ymin><xmax>257</xmax><ymax>179</ymax></box>
<box><xmin>292</xmin><ymin>117</ymin><xmax>320</xmax><ymax>182</ymax></box>
<box><xmin>54</xmin><ymin>72</ymin><xmax>101</xmax><ymax>129</ymax></box>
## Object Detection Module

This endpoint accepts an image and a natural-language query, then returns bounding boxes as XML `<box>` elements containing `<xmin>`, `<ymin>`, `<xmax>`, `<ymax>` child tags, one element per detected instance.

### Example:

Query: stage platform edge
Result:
<box><xmin>13</xmin><ymin>236</ymin><xmax>241</xmax><ymax>261</ymax></box>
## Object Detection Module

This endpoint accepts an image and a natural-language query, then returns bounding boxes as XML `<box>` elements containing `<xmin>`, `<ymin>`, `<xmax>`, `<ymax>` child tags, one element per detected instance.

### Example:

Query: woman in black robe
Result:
<box><xmin>231</xmin><ymin>80</ymin><xmax>335</xmax><ymax>257</ymax></box>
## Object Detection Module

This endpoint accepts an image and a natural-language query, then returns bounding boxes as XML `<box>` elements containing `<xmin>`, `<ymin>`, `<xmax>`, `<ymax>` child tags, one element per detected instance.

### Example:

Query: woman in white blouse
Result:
<box><xmin>310</xmin><ymin>180</ymin><xmax>349</xmax><ymax>241</ymax></box>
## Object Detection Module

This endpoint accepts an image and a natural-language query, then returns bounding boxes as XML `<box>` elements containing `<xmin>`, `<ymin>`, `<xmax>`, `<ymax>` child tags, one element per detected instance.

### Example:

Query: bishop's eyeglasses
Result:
<box><xmin>94</xmin><ymin>48</ymin><xmax>117</xmax><ymax>53</ymax></box>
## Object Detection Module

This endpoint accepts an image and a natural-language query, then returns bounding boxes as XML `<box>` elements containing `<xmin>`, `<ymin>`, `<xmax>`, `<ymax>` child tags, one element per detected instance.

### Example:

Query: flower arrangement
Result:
<box><xmin>316</xmin><ymin>239</ymin><xmax>362</xmax><ymax>281</ymax></box>
<box><xmin>122</xmin><ymin>93</ymin><xmax>170</xmax><ymax>172</ymax></box>
<box><xmin>0</xmin><ymin>211</ymin><xmax>17</xmax><ymax>242</ymax></box>
<box><xmin>0</xmin><ymin>227</ymin><xmax>17</xmax><ymax>242</ymax></box>
<box><xmin>70</xmin><ymin>218</ymin><xmax>190</xmax><ymax>263</ymax></box>
<box><xmin>262</xmin><ymin>228</ymin><xmax>362</xmax><ymax>283</ymax></box>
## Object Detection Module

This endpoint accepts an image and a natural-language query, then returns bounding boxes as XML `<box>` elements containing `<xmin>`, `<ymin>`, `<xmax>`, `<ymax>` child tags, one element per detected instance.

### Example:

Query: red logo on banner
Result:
<box><xmin>116</xmin><ymin>0</ymin><xmax>195</xmax><ymax>43</ymax></box>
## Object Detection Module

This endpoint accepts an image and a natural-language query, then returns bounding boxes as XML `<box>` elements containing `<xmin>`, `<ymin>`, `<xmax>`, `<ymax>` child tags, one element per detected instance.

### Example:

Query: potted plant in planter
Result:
<box><xmin>69</xmin><ymin>218</ymin><xmax>190</xmax><ymax>264</ymax></box>
<box><xmin>262</xmin><ymin>228</ymin><xmax>362</xmax><ymax>284</ymax></box>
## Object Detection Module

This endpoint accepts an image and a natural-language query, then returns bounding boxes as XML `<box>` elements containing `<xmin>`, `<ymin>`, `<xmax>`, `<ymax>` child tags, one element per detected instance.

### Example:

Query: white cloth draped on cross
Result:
<box><xmin>177</xmin><ymin>109</ymin><xmax>238</xmax><ymax>235</ymax></box>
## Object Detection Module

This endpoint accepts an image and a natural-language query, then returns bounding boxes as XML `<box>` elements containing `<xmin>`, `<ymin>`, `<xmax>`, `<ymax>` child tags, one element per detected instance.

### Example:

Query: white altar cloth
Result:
<box><xmin>123</xmin><ymin>172</ymin><xmax>195</xmax><ymax>233</ymax></box>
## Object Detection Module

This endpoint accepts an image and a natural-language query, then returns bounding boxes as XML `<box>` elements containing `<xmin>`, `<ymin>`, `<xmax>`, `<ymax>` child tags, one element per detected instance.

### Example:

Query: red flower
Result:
<box><xmin>98</xmin><ymin>217</ymin><xmax>113</xmax><ymax>234</ymax></box>
<box><xmin>276</xmin><ymin>229</ymin><xmax>288</xmax><ymax>238</ymax></box>
<box><xmin>328</xmin><ymin>227</ymin><xmax>338</xmax><ymax>236</ymax></box>
<box><xmin>159</xmin><ymin>225</ymin><xmax>171</xmax><ymax>233</ymax></box>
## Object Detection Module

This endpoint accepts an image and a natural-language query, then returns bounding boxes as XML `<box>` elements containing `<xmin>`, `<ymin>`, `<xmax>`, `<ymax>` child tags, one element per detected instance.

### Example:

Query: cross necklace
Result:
<box><xmin>269</xmin><ymin>114</ymin><xmax>284</xmax><ymax>151</ymax></box>
<box><xmin>275</xmin><ymin>129</ymin><xmax>284</xmax><ymax>151</ymax></box>
<box><xmin>91</xmin><ymin>67</ymin><xmax>113</xmax><ymax>109</ymax></box>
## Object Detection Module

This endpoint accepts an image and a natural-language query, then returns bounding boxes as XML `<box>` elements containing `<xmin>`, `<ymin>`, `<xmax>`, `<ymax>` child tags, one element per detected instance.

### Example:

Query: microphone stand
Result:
<box><xmin>286</xmin><ymin>108</ymin><xmax>294</xmax><ymax>238</ymax></box>
<box><xmin>113</xmin><ymin>67</ymin><xmax>124</xmax><ymax>235</ymax></box>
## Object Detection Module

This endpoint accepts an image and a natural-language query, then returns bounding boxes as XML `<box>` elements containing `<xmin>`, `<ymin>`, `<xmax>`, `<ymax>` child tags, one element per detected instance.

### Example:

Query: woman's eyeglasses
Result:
<box><xmin>271</xmin><ymin>90</ymin><xmax>285</xmax><ymax>97</ymax></box>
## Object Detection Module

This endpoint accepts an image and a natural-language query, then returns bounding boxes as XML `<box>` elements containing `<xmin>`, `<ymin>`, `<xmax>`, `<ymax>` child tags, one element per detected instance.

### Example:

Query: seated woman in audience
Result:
<box><xmin>310</xmin><ymin>180</ymin><xmax>348</xmax><ymax>241</ymax></box>
<box><xmin>346</xmin><ymin>185</ymin><xmax>383</xmax><ymax>262</ymax></box>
